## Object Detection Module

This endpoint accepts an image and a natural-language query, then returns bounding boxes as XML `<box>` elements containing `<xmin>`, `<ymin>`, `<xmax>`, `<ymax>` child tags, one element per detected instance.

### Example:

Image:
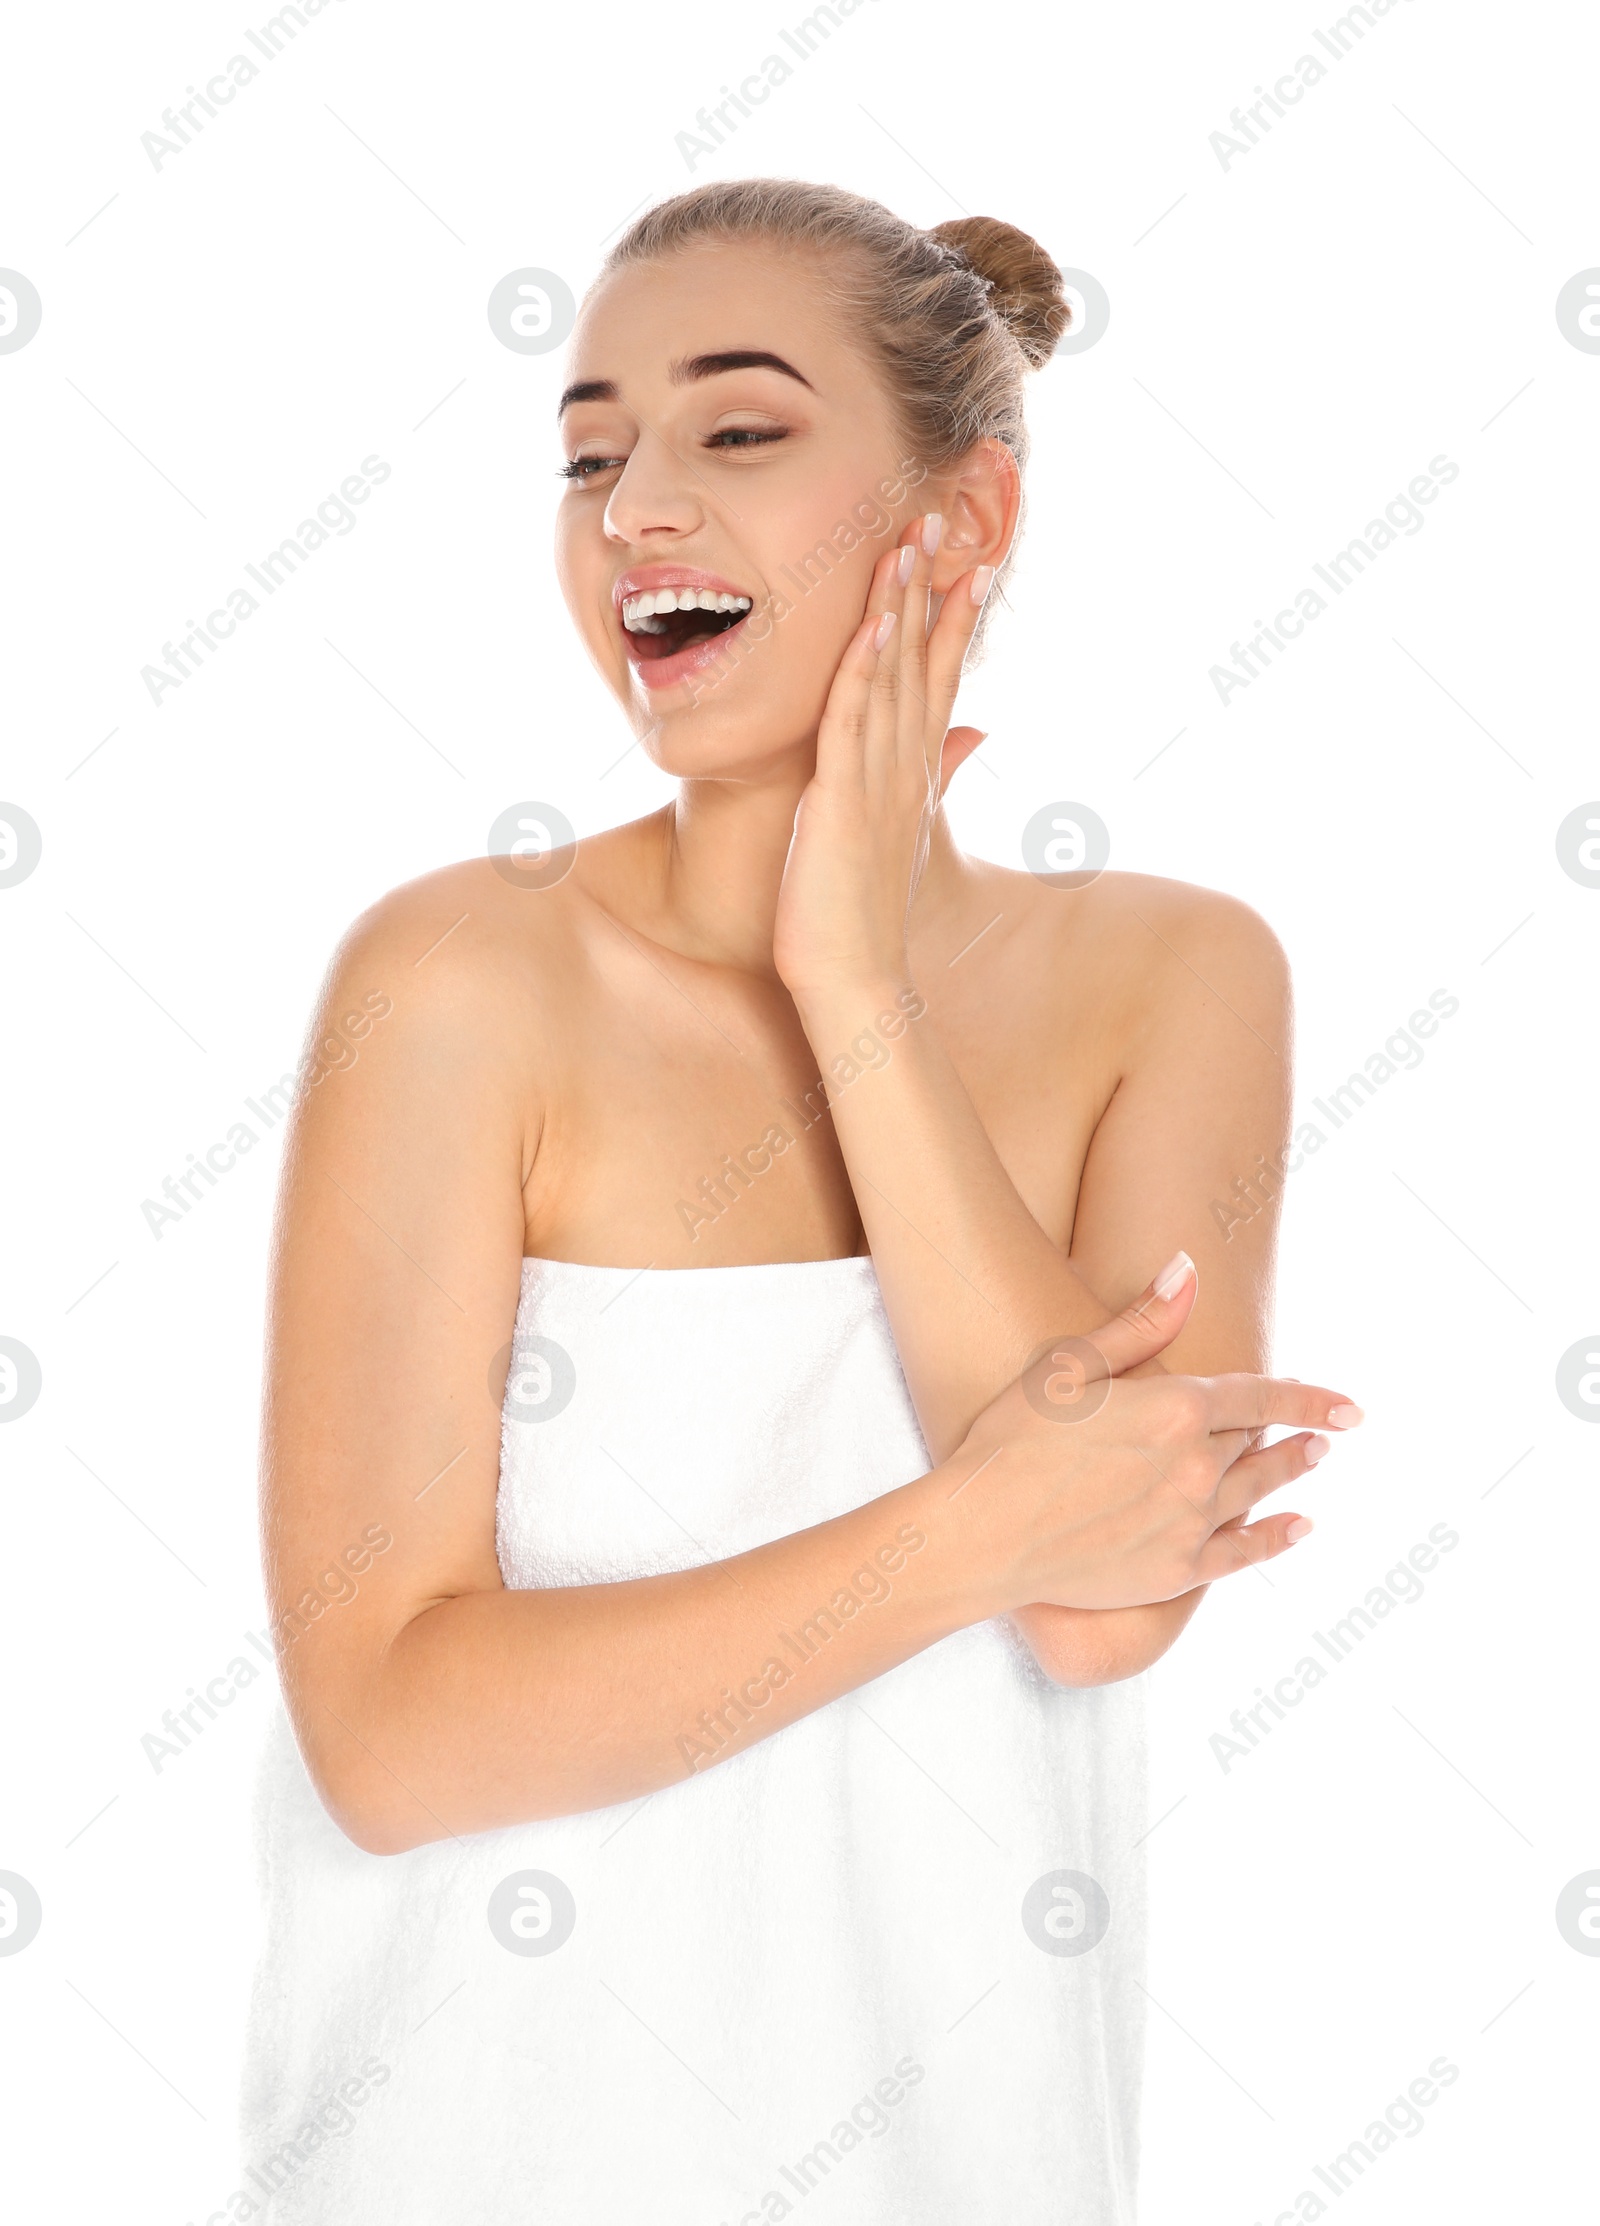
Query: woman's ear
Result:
<box><xmin>931</xmin><ymin>438</ymin><xmax>1020</xmax><ymax>592</ymax></box>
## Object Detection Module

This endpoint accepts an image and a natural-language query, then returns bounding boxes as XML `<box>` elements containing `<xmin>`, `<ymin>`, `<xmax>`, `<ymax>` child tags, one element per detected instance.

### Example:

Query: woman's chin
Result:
<box><xmin>633</xmin><ymin>709</ymin><xmax>818</xmax><ymax>786</ymax></box>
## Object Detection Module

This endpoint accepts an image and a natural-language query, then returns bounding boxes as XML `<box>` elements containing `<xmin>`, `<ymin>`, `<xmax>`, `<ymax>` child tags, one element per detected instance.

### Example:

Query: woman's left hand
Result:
<box><xmin>772</xmin><ymin>513</ymin><xmax>994</xmax><ymax>1005</ymax></box>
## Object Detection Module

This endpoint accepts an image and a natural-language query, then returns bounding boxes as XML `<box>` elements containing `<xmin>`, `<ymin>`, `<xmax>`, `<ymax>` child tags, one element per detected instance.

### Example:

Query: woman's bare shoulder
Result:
<box><xmin>953</xmin><ymin>860</ymin><xmax>1290</xmax><ymax>1088</ymax></box>
<box><xmin>319</xmin><ymin>823</ymin><xmax>653</xmax><ymax>1010</ymax></box>
<box><xmin>290</xmin><ymin>842</ymin><xmax>645</xmax><ymax>1137</ymax></box>
<box><xmin>1075</xmin><ymin>868</ymin><xmax>1287</xmax><ymax>975</ymax></box>
<box><xmin>965</xmin><ymin>858</ymin><xmax>1288</xmax><ymax>987</ymax></box>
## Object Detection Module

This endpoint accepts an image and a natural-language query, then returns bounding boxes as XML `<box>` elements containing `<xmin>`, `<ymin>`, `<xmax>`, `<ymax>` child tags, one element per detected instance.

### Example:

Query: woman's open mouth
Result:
<box><xmin>616</xmin><ymin>578</ymin><xmax>754</xmax><ymax>689</ymax></box>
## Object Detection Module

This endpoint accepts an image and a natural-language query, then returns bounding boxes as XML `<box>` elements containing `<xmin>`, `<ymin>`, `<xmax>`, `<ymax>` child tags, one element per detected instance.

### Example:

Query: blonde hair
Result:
<box><xmin>600</xmin><ymin>179</ymin><xmax>1070</xmax><ymax>650</ymax></box>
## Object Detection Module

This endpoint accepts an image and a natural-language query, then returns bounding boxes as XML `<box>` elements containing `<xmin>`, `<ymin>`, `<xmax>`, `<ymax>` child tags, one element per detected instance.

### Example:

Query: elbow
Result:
<box><xmin>1011</xmin><ymin>1605</ymin><xmax>1168</xmax><ymax>1689</ymax></box>
<box><xmin>327</xmin><ymin>1795</ymin><xmax>425</xmax><ymax>1859</ymax></box>
<box><xmin>294</xmin><ymin>1705</ymin><xmax>438</xmax><ymax>1858</ymax></box>
<box><xmin>306</xmin><ymin>1755</ymin><xmax>423</xmax><ymax>1857</ymax></box>
<box><xmin>1030</xmin><ymin>1641</ymin><xmax>1141</xmax><ymax>1690</ymax></box>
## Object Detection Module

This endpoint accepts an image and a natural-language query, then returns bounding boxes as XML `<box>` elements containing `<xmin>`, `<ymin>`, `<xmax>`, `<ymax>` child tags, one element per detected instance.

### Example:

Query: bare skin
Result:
<box><xmin>261</xmin><ymin>238</ymin><xmax>1361</xmax><ymax>1854</ymax></box>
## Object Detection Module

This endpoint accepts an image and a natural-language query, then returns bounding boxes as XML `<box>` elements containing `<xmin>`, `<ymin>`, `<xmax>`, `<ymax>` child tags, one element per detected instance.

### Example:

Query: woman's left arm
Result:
<box><xmin>794</xmin><ymin>890</ymin><xmax>1292</xmax><ymax>1684</ymax></box>
<box><xmin>777</xmin><ymin>519</ymin><xmax>1295</xmax><ymax>1684</ymax></box>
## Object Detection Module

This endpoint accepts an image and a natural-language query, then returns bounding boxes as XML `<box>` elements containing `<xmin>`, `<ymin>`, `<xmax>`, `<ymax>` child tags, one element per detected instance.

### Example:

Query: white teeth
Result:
<box><xmin>619</xmin><ymin>587</ymin><xmax>753</xmax><ymax>633</ymax></box>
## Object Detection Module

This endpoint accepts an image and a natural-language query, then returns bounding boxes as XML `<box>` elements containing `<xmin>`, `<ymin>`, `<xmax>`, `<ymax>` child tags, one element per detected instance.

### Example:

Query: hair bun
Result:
<box><xmin>926</xmin><ymin>216</ymin><xmax>1068</xmax><ymax>369</ymax></box>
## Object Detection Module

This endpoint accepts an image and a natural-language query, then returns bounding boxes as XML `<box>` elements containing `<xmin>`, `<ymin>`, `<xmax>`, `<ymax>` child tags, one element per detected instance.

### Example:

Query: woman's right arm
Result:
<box><xmin>262</xmin><ymin>881</ymin><xmax>1353</xmax><ymax>1855</ymax></box>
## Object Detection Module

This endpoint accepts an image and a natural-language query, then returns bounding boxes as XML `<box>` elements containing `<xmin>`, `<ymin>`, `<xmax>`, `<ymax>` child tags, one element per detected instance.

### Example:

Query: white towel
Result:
<box><xmin>241</xmin><ymin>1254</ymin><xmax>1147</xmax><ymax>2223</ymax></box>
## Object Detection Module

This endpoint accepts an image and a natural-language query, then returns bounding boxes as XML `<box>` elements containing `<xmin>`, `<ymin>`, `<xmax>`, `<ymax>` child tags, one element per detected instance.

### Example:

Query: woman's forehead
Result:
<box><xmin>570</xmin><ymin>244</ymin><xmax>858</xmax><ymax>382</ymax></box>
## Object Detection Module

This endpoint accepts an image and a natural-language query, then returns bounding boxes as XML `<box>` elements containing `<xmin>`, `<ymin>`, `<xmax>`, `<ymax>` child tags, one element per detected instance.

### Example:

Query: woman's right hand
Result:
<box><xmin>939</xmin><ymin>1253</ymin><xmax>1362</xmax><ymax>1615</ymax></box>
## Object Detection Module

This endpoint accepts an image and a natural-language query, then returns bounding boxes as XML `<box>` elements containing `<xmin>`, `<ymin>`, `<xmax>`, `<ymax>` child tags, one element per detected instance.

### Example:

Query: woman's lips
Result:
<box><xmin>614</xmin><ymin>573</ymin><xmax>756</xmax><ymax>692</ymax></box>
<box><xmin>622</xmin><ymin>611</ymin><xmax>751</xmax><ymax>690</ymax></box>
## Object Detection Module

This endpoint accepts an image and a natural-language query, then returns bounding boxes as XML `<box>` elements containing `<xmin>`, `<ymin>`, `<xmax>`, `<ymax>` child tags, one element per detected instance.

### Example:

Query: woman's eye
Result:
<box><xmin>705</xmin><ymin>427</ymin><xmax>787</xmax><ymax>452</ymax></box>
<box><xmin>558</xmin><ymin>427</ymin><xmax>786</xmax><ymax>480</ymax></box>
<box><xmin>557</xmin><ymin>455</ymin><xmax>624</xmax><ymax>482</ymax></box>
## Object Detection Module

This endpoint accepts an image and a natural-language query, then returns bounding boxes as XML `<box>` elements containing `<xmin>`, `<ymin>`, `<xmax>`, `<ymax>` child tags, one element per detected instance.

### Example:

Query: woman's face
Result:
<box><xmin>555</xmin><ymin>240</ymin><xmax>934</xmax><ymax>780</ymax></box>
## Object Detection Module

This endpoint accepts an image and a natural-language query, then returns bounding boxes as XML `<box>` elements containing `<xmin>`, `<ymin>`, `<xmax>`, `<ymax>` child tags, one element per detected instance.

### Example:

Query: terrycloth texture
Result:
<box><xmin>242</xmin><ymin>1255</ymin><xmax>1147</xmax><ymax>2224</ymax></box>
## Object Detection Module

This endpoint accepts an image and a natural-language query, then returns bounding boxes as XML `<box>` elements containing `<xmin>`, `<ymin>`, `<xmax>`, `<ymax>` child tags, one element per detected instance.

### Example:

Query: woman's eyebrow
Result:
<box><xmin>557</xmin><ymin>350</ymin><xmax>814</xmax><ymax>418</ymax></box>
<box><xmin>671</xmin><ymin>349</ymin><xmax>815</xmax><ymax>390</ymax></box>
<box><xmin>557</xmin><ymin>379</ymin><xmax>617</xmax><ymax>416</ymax></box>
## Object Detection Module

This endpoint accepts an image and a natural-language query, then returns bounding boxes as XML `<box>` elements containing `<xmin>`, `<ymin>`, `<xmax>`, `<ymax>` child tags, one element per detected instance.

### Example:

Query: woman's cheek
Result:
<box><xmin>553</xmin><ymin>515</ymin><xmax>608</xmax><ymax>649</ymax></box>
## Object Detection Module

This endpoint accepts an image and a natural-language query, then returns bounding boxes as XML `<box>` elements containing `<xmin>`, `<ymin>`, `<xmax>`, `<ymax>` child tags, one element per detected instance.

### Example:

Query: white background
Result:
<box><xmin>2</xmin><ymin>1</ymin><xmax>1595</xmax><ymax>2219</ymax></box>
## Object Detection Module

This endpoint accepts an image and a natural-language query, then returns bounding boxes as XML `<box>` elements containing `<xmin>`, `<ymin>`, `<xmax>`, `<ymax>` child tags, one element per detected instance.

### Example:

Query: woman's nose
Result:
<box><xmin>603</xmin><ymin>431</ymin><xmax>706</xmax><ymax>544</ymax></box>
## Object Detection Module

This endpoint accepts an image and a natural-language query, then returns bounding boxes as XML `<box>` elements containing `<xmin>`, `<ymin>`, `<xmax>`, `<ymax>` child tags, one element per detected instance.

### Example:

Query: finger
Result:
<box><xmin>815</xmin><ymin>539</ymin><xmax>911</xmax><ymax>779</ymax></box>
<box><xmin>895</xmin><ymin>513</ymin><xmax>938</xmax><ymax>716</ymax></box>
<box><xmin>1195</xmin><ymin>1508</ymin><xmax>1314</xmax><ymax>1583</ymax></box>
<box><xmin>1205</xmin><ymin>1415</ymin><xmax>1282</xmax><ymax>1465</ymax></box>
<box><xmin>892</xmin><ymin>514</ymin><xmax>957</xmax><ymax>794</ymax></box>
<box><xmin>814</xmin><ymin>598</ymin><xmax>900</xmax><ymax>789</ymax></box>
<box><xmin>863</xmin><ymin>535</ymin><xmax>915</xmax><ymax>747</ymax></box>
<box><xmin>1081</xmin><ymin>1250</ymin><xmax>1199</xmax><ymax>1377</ymax></box>
<box><xmin>1204</xmin><ymin>1375</ymin><xmax>1365</xmax><ymax>1435</ymax></box>
<box><xmin>1214</xmin><ymin>1431</ymin><xmax>1331</xmax><ymax>1524</ymax></box>
<box><xmin>924</xmin><ymin>562</ymin><xmax>995</xmax><ymax>746</ymax></box>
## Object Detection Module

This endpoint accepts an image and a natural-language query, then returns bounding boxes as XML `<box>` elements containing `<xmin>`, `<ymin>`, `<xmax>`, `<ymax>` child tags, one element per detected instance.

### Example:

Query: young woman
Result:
<box><xmin>244</xmin><ymin>180</ymin><xmax>1359</xmax><ymax>2223</ymax></box>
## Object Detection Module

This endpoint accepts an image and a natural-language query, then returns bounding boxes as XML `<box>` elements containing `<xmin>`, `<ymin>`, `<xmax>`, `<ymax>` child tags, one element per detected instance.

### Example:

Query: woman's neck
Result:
<box><xmin>621</xmin><ymin>769</ymin><xmax>967</xmax><ymax>980</ymax></box>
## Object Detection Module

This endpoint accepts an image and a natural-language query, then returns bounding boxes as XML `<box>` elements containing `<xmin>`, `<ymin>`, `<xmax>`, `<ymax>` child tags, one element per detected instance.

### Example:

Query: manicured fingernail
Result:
<box><xmin>1152</xmin><ymin>1250</ymin><xmax>1194</xmax><ymax>1302</ymax></box>
<box><xmin>1327</xmin><ymin>1403</ymin><xmax>1364</xmax><ymax>1429</ymax></box>
<box><xmin>872</xmin><ymin>610</ymin><xmax>898</xmax><ymax>652</ymax></box>
<box><xmin>921</xmin><ymin>511</ymin><xmax>943</xmax><ymax>555</ymax></box>
<box><xmin>1285</xmin><ymin>1516</ymin><xmax>1314</xmax><ymax>1544</ymax></box>
<box><xmin>896</xmin><ymin>544</ymin><xmax>916</xmax><ymax>586</ymax></box>
<box><xmin>970</xmin><ymin>564</ymin><xmax>996</xmax><ymax>605</ymax></box>
<box><xmin>1304</xmin><ymin>1434</ymin><xmax>1331</xmax><ymax>1465</ymax></box>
